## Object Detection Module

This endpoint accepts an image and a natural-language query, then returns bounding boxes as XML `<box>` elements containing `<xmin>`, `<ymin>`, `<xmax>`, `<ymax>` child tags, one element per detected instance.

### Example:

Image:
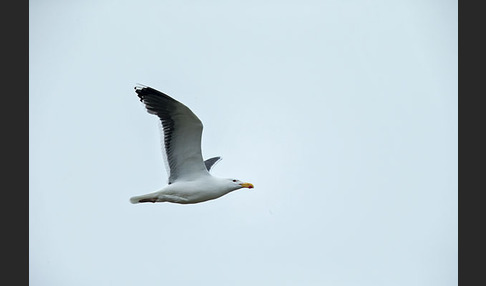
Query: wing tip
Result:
<box><xmin>134</xmin><ymin>84</ymin><xmax>150</xmax><ymax>101</ymax></box>
<box><xmin>134</xmin><ymin>85</ymin><xmax>175</xmax><ymax>103</ymax></box>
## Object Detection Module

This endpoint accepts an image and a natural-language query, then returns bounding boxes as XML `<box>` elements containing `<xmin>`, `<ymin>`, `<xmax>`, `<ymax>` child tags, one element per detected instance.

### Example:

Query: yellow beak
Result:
<box><xmin>240</xmin><ymin>182</ymin><xmax>254</xmax><ymax>189</ymax></box>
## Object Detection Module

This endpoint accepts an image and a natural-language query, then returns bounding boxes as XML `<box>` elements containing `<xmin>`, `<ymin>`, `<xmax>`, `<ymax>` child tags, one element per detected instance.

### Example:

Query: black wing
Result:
<box><xmin>135</xmin><ymin>86</ymin><xmax>209</xmax><ymax>183</ymax></box>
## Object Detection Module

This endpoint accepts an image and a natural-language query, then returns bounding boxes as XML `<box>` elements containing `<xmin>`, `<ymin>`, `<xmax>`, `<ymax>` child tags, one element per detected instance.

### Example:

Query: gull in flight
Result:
<box><xmin>130</xmin><ymin>86</ymin><xmax>254</xmax><ymax>204</ymax></box>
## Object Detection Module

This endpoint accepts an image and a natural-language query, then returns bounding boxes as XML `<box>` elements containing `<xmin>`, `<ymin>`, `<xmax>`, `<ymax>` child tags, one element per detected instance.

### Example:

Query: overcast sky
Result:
<box><xmin>30</xmin><ymin>0</ymin><xmax>457</xmax><ymax>285</ymax></box>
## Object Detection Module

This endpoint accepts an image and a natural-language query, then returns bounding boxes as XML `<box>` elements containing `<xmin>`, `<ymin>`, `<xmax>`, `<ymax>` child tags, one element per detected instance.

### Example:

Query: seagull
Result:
<box><xmin>130</xmin><ymin>85</ymin><xmax>254</xmax><ymax>204</ymax></box>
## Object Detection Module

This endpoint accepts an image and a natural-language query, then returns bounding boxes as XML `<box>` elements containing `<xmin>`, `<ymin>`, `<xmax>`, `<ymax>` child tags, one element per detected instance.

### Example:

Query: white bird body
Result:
<box><xmin>129</xmin><ymin>85</ymin><xmax>254</xmax><ymax>205</ymax></box>
<box><xmin>130</xmin><ymin>176</ymin><xmax>250</xmax><ymax>204</ymax></box>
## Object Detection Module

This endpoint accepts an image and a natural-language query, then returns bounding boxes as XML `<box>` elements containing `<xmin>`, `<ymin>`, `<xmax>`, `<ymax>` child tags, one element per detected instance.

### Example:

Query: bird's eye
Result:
<box><xmin>232</xmin><ymin>179</ymin><xmax>237</xmax><ymax>182</ymax></box>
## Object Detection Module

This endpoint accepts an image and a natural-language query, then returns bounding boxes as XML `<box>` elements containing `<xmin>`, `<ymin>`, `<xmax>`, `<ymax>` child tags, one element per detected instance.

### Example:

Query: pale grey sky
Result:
<box><xmin>30</xmin><ymin>0</ymin><xmax>457</xmax><ymax>285</ymax></box>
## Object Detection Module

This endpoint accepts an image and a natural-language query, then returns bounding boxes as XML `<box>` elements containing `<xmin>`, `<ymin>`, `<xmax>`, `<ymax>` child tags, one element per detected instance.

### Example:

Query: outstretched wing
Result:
<box><xmin>204</xmin><ymin>156</ymin><xmax>222</xmax><ymax>172</ymax></box>
<box><xmin>135</xmin><ymin>86</ymin><xmax>209</xmax><ymax>184</ymax></box>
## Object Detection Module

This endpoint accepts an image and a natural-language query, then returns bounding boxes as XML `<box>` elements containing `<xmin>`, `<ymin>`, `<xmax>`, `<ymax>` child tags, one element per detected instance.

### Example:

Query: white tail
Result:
<box><xmin>129</xmin><ymin>193</ymin><xmax>158</xmax><ymax>204</ymax></box>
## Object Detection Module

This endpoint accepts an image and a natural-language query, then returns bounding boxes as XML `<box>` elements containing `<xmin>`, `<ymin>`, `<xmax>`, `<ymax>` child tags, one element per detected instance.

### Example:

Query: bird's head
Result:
<box><xmin>228</xmin><ymin>178</ymin><xmax>254</xmax><ymax>190</ymax></box>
